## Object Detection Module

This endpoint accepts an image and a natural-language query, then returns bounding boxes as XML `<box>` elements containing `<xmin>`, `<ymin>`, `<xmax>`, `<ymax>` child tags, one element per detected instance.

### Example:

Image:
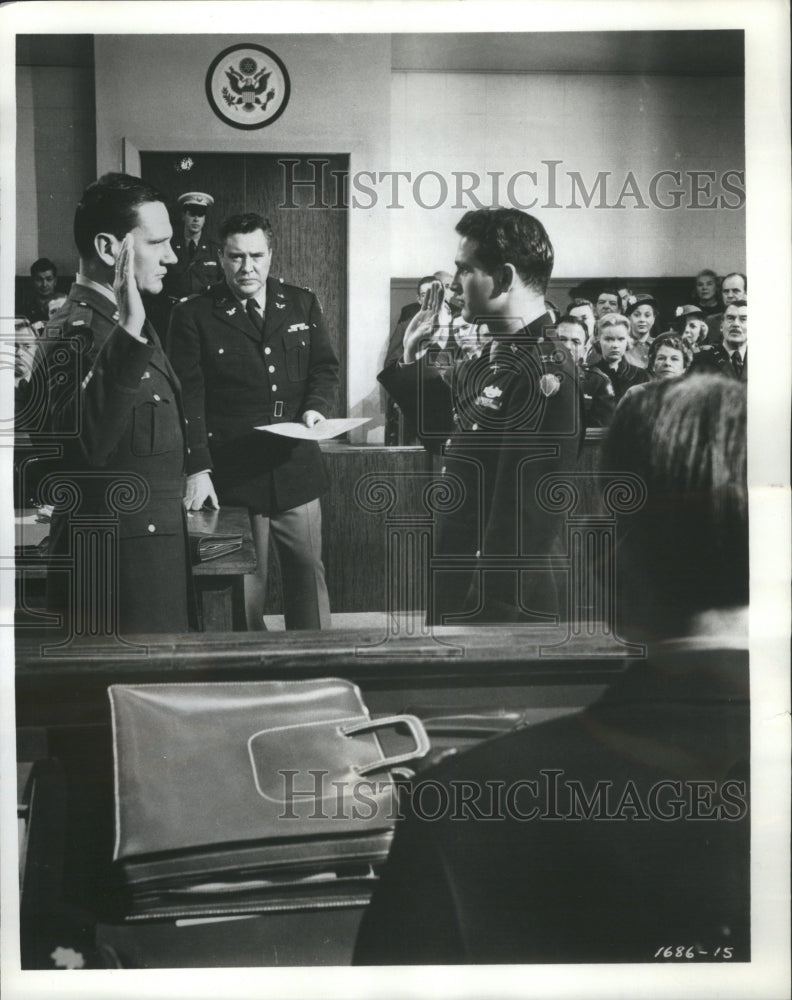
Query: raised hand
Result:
<box><xmin>402</xmin><ymin>280</ymin><xmax>444</xmax><ymax>364</ymax></box>
<box><xmin>114</xmin><ymin>233</ymin><xmax>146</xmax><ymax>339</ymax></box>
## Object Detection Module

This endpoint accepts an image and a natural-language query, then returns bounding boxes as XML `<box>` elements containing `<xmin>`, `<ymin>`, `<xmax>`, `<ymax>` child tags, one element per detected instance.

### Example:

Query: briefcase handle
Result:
<box><xmin>340</xmin><ymin>715</ymin><xmax>430</xmax><ymax>776</ymax></box>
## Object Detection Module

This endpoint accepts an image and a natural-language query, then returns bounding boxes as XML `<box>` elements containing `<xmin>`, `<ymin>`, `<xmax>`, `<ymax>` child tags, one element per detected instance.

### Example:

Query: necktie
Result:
<box><xmin>187</xmin><ymin>240</ymin><xmax>196</xmax><ymax>260</ymax></box>
<box><xmin>731</xmin><ymin>351</ymin><xmax>743</xmax><ymax>378</ymax></box>
<box><xmin>246</xmin><ymin>298</ymin><xmax>263</xmax><ymax>334</ymax></box>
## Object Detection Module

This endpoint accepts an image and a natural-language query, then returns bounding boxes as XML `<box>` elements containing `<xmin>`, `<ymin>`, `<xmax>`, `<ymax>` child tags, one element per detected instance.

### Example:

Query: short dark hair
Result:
<box><xmin>723</xmin><ymin>298</ymin><xmax>747</xmax><ymax>312</ymax></box>
<box><xmin>567</xmin><ymin>297</ymin><xmax>594</xmax><ymax>313</ymax></box>
<box><xmin>602</xmin><ymin>375</ymin><xmax>747</xmax><ymax>636</ymax></box>
<box><xmin>30</xmin><ymin>257</ymin><xmax>56</xmax><ymax>277</ymax></box>
<box><xmin>417</xmin><ymin>275</ymin><xmax>436</xmax><ymax>293</ymax></box>
<box><xmin>219</xmin><ymin>212</ymin><xmax>274</xmax><ymax>247</ymax></box>
<box><xmin>722</xmin><ymin>271</ymin><xmax>747</xmax><ymax>292</ymax></box>
<box><xmin>647</xmin><ymin>332</ymin><xmax>693</xmax><ymax>371</ymax></box>
<box><xmin>73</xmin><ymin>173</ymin><xmax>167</xmax><ymax>259</ymax></box>
<box><xmin>556</xmin><ymin>314</ymin><xmax>589</xmax><ymax>339</ymax></box>
<box><xmin>596</xmin><ymin>288</ymin><xmax>621</xmax><ymax>302</ymax></box>
<box><xmin>454</xmin><ymin>208</ymin><xmax>554</xmax><ymax>294</ymax></box>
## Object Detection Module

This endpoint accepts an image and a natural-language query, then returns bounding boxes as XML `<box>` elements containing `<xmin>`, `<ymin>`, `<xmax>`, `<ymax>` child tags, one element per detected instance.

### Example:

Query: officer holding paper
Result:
<box><xmin>167</xmin><ymin>212</ymin><xmax>339</xmax><ymax>630</ymax></box>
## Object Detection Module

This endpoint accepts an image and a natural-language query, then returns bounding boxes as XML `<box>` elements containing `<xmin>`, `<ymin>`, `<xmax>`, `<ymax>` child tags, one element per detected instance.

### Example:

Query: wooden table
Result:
<box><xmin>14</xmin><ymin>506</ymin><xmax>256</xmax><ymax>633</ymax></box>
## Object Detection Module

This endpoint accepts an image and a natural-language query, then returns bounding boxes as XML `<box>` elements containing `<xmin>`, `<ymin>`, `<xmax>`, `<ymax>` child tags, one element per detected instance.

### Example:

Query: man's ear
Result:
<box><xmin>94</xmin><ymin>232</ymin><xmax>120</xmax><ymax>268</ymax></box>
<box><xmin>493</xmin><ymin>263</ymin><xmax>517</xmax><ymax>296</ymax></box>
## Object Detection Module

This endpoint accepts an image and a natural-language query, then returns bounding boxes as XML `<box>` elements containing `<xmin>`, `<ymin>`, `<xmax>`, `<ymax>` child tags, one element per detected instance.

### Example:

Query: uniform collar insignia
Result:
<box><xmin>226</xmin><ymin>307</ymin><xmax>236</xmax><ymax>316</ymax></box>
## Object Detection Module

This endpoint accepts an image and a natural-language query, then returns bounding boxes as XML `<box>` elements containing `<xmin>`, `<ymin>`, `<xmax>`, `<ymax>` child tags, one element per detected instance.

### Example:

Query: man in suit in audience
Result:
<box><xmin>43</xmin><ymin>172</ymin><xmax>193</xmax><ymax>635</ymax></box>
<box><xmin>690</xmin><ymin>299</ymin><xmax>747</xmax><ymax>381</ymax></box>
<box><xmin>703</xmin><ymin>272</ymin><xmax>747</xmax><ymax>344</ymax></box>
<box><xmin>168</xmin><ymin>212</ymin><xmax>339</xmax><ymax>630</ymax></box>
<box><xmin>355</xmin><ymin>375</ymin><xmax>749</xmax><ymax>965</ymax></box>
<box><xmin>379</xmin><ymin>208</ymin><xmax>582</xmax><ymax>625</ymax></box>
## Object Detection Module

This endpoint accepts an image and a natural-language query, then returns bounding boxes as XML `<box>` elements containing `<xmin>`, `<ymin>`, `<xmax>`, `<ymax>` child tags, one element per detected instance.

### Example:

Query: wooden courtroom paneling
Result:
<box><xmin>140</xmin><ymin>151</ymin><xmax>349</xmax><ymax>413</ymax></box>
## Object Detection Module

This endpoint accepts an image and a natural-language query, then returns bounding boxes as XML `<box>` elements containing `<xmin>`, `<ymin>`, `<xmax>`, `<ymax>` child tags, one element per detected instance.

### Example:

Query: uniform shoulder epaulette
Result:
<box><xmin>64</xmin><ymin>303</ymin><xmax>94</xmax><ymax>331</ymax></box>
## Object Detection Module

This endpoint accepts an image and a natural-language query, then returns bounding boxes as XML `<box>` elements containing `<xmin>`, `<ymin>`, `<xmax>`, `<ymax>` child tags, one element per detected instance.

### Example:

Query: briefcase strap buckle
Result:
<box><xmin>340</xmin><ymin>714</ymin><xmax>430</xmax><ymax>776</ymax></box>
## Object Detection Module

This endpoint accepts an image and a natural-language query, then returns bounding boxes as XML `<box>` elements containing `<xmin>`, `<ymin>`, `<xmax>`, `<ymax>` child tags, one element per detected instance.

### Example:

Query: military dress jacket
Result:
<box><xmin>162</xmin><ymin>237</ymin><xmax>223</xmax><ymax>302</ymax></box>
<box><xmin>578</xmin><ymin>362</ymin><xmax>617</xmax><ymax>427</ymax></box>
<box><xmin>379</xmin><ymin>313</ymin><xmax>583</xmax><ymax>624</ymax></box>
<box><xmin>689</xmin><ymin>343</ymin><xmax>747</xmax><ymax>382</ymax></box>
<box><xmin>43</xmin><ymin>283</ymin><xmax>192</xmax><ymax>634</ymax></box>
<box><xmin>355</xmin><ymin>640</ymin><xmax>749</xmax><ymax>965</ymax></box>
<box><xmin>168</xmin><ymin>277</ymin><xmax>339</xmax><ymax>515</ymax></box>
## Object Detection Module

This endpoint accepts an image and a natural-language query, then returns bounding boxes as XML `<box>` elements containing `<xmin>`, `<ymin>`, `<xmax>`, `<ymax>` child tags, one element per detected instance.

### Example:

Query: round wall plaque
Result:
<box><xmin>205</xmin><ymin>44</ymin><xmax>291</xmax><ymax>130</ymax></box>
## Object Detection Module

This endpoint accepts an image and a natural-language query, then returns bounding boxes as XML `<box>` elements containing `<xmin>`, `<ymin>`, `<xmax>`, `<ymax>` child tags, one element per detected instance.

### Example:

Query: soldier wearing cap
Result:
<box><xmin>162</xmin><ymin>192</ymin><xmax>222</xmax><ymax>304</ymax></box>
<box><xmin>379</xmin><ymin>208</ymin><xmax>582</xmax><ymax>625</ymax></box>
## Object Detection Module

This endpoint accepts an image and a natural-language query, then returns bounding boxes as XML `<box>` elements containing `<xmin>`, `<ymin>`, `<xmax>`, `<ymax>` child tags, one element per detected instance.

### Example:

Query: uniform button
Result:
<box><xmin>264</xmin><ymin>347</ymin><xmax>272</xmax><ymax>355</ymax></box>
<box><xmin>471</xmin><ymin>423</ymin><xmax>478</xmax><ymax>431</ymax></box>
<box><xmin>441</xmin><ymin>466</ymin><xmax>447</xmax><ymax>474</ymax></box>
<box><xmin>153</xmin><ymin>393</ymin><xmax>161</xmax><ymax>402</ymax></box>
<box><xmin>475</xmin><ymin>549</ymin><xmax>481</xmax><ymax>558</ymax></box>
<box><xmin>208</xmin><ymin>432</ymin><xmax>213</xmax><ymax>438</ymax></box>
<box><xmin>271</xmin><ymin>384</ymin><xmax>277</xmax><ymax>391</ymax></box>
<box><xmin>147</xmin><ymin>524</ymin><xmax>156</xmax><ymax>533</ymax></box>
<box><xmin>445</xmin><ymin>438</ymin><xmax>452</xmax><ymax>447</ymax></box>
<box><xmin>268</xmin><ymin>365</ymin><xmax>275</xmax><ymax>373</ymax></box>
<box><xmin>218</xmin><ymin>348</ymin><xmax>225</xmax><ymax>354</ymax></box>
<box><xmin>187</xmin><ymin>447</ymin><xmax>191</xmax><ymax>454</ymax></box>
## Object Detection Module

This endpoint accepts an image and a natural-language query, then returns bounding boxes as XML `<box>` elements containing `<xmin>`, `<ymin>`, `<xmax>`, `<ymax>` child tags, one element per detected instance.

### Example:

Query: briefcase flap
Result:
<box><xmin>109</xmin><ymin>679</ymin><xmax>428</xmax><ymax>861</ymax></box>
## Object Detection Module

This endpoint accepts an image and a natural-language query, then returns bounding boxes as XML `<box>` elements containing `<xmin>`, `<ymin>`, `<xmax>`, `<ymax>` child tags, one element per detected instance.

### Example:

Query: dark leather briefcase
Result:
<box><xmin>108</xmin><ymin>678</ymin><xmax>429</xmax><ymax>919</ymax></box>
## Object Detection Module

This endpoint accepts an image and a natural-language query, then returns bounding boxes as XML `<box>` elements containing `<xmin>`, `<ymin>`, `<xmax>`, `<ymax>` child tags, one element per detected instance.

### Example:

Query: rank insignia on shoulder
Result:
<box><xmin>71</xmin><ymin>319</ymin><xmax>85</xmax><ymax>327</ymax></box>
<box><xmin>539</xmin><ymin>373</ymin><xmax>561</xmax><ymax>397</ymax></box>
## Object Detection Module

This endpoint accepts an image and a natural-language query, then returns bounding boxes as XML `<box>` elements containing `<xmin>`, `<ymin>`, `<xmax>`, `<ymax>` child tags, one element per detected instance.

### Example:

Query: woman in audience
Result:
<box><xmin>624</xmin><ymin>294</ymin><xmax>659</xmax><ymax>367</ymax></box>
<box><xmin>354</xmin><ymin>375</ymin><xmax>748</xmax><ymax>965</ymax></box>
<box><xmin>591</xmin><ymin>313</ymin><xmax>650</xmax><ymax>401</ymax></box>
<box><xmin>619</xmin><ymin>332</ymin><xmax>693</xmax><ymax>407</ymax></box>
<box><xmin>692</xmin><ymin>268</ymin><xmax>721</xmax><ymax>316</ymax></box>
<box><xmin>672</xmin><ymin>304</ymin><xmax>710</xmax><ymax>352</ymax></box>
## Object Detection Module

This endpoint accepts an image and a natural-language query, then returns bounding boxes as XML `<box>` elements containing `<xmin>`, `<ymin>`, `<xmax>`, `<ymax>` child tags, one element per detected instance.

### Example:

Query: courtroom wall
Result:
<box><xmin>93</xmin><ymin>34</ymin><xmax>392</xmax><ymax>431</ymax></box>
<box><xmin>390</xmin><ymin>71</ymin><xmax>745</xmax><ymax>278</ymax></box>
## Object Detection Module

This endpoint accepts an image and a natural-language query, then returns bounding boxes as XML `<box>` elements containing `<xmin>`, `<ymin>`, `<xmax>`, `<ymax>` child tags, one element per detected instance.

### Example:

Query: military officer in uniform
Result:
<box><xmin>168</xmin><ymin>212</ymin><xmax>339</xmax><ymax>630</ymax></box>
<box><xmin>553</xmin><ymin>314</ymin><xmax>615</xmax><ymax>427</ymax></box>
<box><xmin>379</xmin><ymin>208</ymin><xmax>582</xmax><ymax>625</ymax></box>
<box><xmin>689</xmin><ymin>299</ymin><xmax>747</xmax><ymax>382</ymax></box>
<box><xmin>43</xmin><ymin>172</ymin><xmax>192</xmax><ymax>635</ymax></box>
<box><xmin>164</xmin><ymin>192</ymin><xmax>222</xmax><ymax>301</ymax></box>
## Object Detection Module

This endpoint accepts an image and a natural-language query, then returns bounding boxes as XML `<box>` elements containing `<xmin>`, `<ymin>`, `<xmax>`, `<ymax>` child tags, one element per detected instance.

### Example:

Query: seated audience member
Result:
<box><xmin>565</xmin><ymin>297</ymin><xmax>596</xmax><ymax>341</ymax></box>
<box><xmin>624</xmin><ymin>293</ymin><xmax>658</xmax><ymax>368</ymax></box>
<box><xmin>704</xmin><ymin>271</ymin><xmax>747</xmax><ymax>344</ymax></box>
<box><xmin>18</xmin><ymin>257</ymin><xmax>59</xmax><ymax>328</ymax></box>
<box><xmin>691</xmin><ymin>267</ymin><xmax>721</xmax><ymax>316</ymax></box>
<box><xmin>617</xmin><ymin>285</ymin><xmax>635</xmax><ymax>313</ymax></box>
<box><xmin>354</xmin><ymin>374</ymin><xmax>748</xmax><ymax>965</ymax></box>
<box><xmin>591</xmin><ymin>313</ymin><xmax>651</xmax><ymax>401</ymax></box>
<box><xmin>555</xmin><ymin>315</ymin><xmax>615</xmax><ymax>427</ymax></box>
<box><xmin>594</xmin><ymin>287</ymin><xmax>621</xmax><ymax>319</ymax></box>
<box><xmin>672</xmin><ymin>304</ymin><xmax>709</xmax><ymax>352</ymax></box>
<box><xmin>689</xmin><ymin>299</ymin><xmax>747</xmax><ymax>382</ymax></box>
<box><xmin>619</xmin><ymin>333</ymin><xmax>693</xmax><ymax>407</ymax></box>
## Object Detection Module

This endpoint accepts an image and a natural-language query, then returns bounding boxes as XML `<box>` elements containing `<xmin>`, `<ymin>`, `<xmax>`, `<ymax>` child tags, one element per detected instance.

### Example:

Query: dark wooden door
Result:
<box><xmin>140</xmin><ymin>152</ymin><xmax>348</xmax><ymax>412</ymax></box>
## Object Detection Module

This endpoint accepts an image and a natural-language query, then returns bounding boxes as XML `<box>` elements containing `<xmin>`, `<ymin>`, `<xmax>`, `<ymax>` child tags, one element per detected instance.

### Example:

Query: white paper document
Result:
<box><xmin>254</xmin><ymin>417</ymin><xmax>370</xmax><ymax>441</ymax></box>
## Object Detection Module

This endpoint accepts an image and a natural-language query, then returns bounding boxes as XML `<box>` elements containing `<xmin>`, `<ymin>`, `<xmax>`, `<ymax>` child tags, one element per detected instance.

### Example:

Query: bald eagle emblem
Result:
<box><xmin>222</xmin><ymin>59</ymin><xmax>275</xmax><ymax>112</ymax></box>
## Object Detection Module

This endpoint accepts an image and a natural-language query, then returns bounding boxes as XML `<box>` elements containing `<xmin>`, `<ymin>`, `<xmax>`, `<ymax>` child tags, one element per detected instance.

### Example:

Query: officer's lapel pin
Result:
<box><xmin>226</xmin><ymin>307</ymin><xmax>236</xmax><ymax>316</ymax></box>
